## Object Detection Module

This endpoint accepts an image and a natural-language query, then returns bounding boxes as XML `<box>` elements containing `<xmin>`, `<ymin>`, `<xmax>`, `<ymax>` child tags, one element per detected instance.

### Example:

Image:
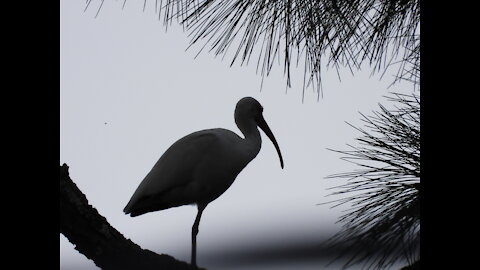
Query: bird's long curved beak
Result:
<box><xmin>256</xmin><ymin>114</ymin><xmax>284</xmax><ymax>169</ymax></box>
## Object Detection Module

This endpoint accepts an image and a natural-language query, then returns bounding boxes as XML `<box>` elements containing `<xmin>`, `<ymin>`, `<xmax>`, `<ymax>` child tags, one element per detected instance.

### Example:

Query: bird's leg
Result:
<box><xmin>191</xmin><ymin>205</ymin><xmax>205</xmax><ymax>268</ymax></box>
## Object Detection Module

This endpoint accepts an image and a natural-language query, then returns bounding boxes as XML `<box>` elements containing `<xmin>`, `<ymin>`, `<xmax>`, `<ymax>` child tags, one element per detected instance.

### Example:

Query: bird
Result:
<box><xmin>123</xmin><ymin>97</ymin><xmax>284</xmax><ymax>268</ymax></box>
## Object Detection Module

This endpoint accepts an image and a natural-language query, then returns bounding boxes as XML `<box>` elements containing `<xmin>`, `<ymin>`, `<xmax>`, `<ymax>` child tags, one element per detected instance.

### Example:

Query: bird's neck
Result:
<box><xmin>236</xmin><ymin>118</ymin><xmax>262</xmax><ymax>157</ymax></box>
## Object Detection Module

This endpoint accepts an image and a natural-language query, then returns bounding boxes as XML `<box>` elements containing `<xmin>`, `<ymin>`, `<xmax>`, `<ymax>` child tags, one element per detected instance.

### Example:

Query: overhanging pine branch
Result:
<box><xmin>85</xmin><ymin>0</ymin><xmax>420</xmax><ymax>98</ymax></box>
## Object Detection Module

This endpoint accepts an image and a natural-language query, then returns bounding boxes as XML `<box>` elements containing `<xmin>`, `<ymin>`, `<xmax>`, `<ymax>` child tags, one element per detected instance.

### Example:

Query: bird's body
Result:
<box><xmin>124</xmin><ymin>128</ymin><xmax>261</xmax><ymax>216</ymax></box>
<box><xmin>123</xmin><ymin>97</ymin><xmax>283</xmax><ymax>268</ymax></box>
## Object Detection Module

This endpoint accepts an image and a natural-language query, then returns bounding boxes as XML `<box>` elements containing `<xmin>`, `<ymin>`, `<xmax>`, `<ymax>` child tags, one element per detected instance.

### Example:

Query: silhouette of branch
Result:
<box><xmin>399</xmin><ymin>259</ymin><xmax>420</xmax><ymax>270</ymax></box>
<box><xmin>324</xmin><ymin>92</ymin><xmax>420</xmax><ymax>270</ymax></box>
<box><xmin>60</xmin><ymin>163</ymin><xmax>202</xmax><ymax>270</ymax></box>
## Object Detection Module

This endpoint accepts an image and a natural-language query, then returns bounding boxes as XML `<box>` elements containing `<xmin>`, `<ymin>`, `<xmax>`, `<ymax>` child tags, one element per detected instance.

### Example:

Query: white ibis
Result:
<box><xmin>123</xmin><ymin>97</ymin><xmax>284</xmax><ymax>268</ymax></box>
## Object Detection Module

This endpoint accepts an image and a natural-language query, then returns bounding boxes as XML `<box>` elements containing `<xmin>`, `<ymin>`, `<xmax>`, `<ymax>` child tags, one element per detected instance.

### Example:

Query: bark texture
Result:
<box><xmin>60</xmin><ymin>163</ymin><xmax>203</xmax><ymax>270</ymax></box>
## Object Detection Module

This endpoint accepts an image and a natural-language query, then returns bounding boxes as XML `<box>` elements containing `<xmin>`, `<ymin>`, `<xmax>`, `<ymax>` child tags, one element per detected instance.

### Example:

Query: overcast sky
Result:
<box><xmin>60</xmin><ymin>1</ymin><xmax>412</xmax><ymax>269</ymax></box>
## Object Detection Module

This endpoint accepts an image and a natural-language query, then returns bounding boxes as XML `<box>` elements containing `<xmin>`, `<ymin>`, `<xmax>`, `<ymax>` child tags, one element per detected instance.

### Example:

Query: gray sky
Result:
<box><xmin>60</xmin><ymin>1</ymin><xmax>412</xmax><ymax>269</ymax></box>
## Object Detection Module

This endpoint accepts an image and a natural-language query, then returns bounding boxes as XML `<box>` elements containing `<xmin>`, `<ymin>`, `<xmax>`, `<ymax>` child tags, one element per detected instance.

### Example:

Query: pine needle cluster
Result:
<box><xmin>87</xmin><ymin>0</ymin><xmax>420</xmax><ymax>97</ymax></box>
<box><xmin>325</xmin><ymin>92</ymin><xmax>420</xmax><ymax>269</ymax></box>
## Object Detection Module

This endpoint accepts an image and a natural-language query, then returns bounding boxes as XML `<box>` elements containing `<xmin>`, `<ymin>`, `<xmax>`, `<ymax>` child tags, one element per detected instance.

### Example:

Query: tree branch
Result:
<box><xmin>60</xmin><ymin>163</ymin><xmax>202</xmax><ymax>270</ymax></box>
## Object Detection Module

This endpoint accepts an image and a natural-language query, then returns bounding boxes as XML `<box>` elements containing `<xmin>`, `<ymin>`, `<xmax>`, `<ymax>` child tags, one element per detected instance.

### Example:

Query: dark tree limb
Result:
<box><xmin>400</xmin><ymin>260</ymin><xmax>420</xmax><ymax>270</ymax></box>
<box><xmin>60</xmin><ymin>163</ymin><xmax>203</xmax><ymax>270</ymax></box>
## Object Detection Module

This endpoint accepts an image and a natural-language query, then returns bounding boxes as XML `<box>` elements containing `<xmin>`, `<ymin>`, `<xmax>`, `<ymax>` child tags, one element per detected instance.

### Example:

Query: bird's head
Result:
<box><xmin>235</xmin><ymin>97</ymin><xmax>264</xmax><ymax>119</ymax></box>
<box><xmin>235</xmin><ymin>97</ymin><xmax>284</xmax><ymax>169</ymax></box>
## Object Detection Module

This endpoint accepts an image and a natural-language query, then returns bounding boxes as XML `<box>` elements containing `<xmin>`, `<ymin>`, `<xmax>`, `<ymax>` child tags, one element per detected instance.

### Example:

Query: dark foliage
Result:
<box><xmin>86</xmin><ymin>0</ymin><xmax>420</xmax><ymax>99</ymax></box>
<box><xmin>324</xmin><ymin>92</ymin><xmax>420</xmax><ymax>269</ymax></box>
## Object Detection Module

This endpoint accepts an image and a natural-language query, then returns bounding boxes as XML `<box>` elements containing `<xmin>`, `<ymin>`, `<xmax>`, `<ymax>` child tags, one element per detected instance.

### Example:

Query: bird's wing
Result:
<box><xmin>124</xmin><ymin>130</ymin><xmax>220</xmax><ymax>211</ymax></box>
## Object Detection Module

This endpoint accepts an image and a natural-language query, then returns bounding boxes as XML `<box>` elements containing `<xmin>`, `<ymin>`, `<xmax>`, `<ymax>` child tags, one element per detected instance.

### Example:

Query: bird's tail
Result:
<box><xmin>123</xmin><ymin>201</ymin><xmax>135</xmax><ymax>216</ymax></box>
<box><xmin>123</xmin><ymin>195</ymin><xmax>172</xmax><ymax>217</ymax></box>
